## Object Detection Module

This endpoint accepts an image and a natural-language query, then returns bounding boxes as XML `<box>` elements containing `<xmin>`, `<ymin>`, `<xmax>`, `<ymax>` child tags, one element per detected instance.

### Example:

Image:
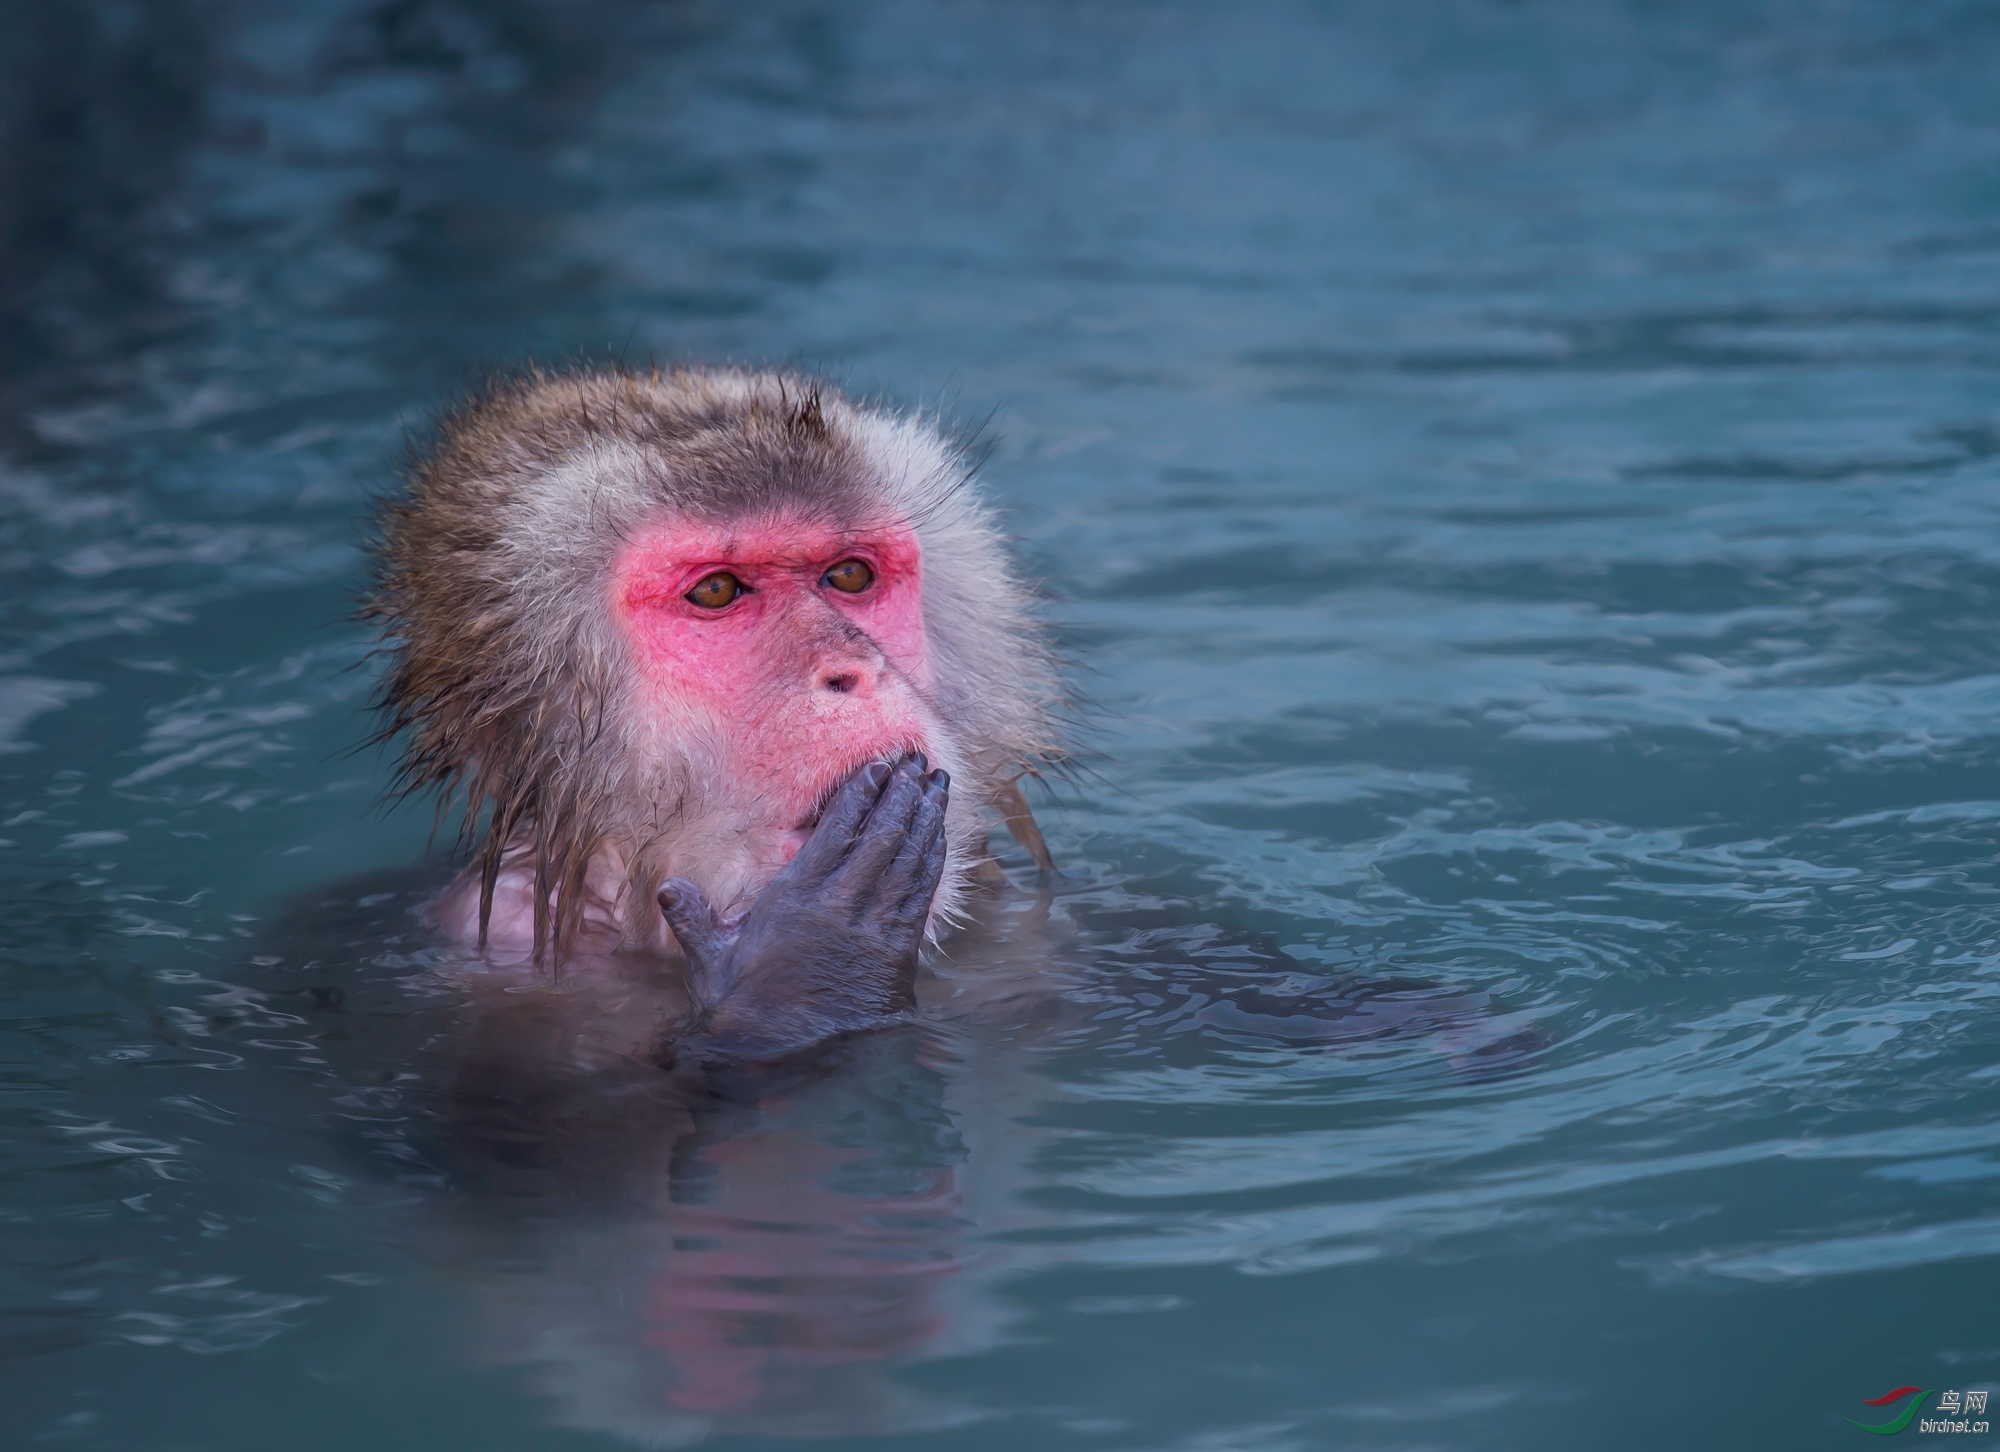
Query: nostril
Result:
<box><xmin>822</xmin><ymin>671</ymin><xmax>859</xmax><ymax>694</ymax></box>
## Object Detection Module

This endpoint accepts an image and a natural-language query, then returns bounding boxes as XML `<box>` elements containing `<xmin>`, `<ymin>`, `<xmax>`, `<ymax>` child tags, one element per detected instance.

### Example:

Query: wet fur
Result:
<box><xmin>365</xmin><ymin>365</ymin><xmax>1063</xmax><ymax>961</ymax></box>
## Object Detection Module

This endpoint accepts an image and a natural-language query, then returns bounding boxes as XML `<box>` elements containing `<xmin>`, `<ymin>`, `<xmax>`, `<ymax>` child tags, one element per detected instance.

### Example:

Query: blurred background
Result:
<box><xmin>4</xmin><ymin>1</ymin><xmax>2000</xmax><ymax>1448</ymax></box>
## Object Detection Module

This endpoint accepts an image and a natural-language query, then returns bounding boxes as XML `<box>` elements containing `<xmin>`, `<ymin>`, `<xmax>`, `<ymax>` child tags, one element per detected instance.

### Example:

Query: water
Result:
<box><xmin>4</xmin><ymin>1</ymin><xmax>2000</xmax><ymax>1445</ymax></box>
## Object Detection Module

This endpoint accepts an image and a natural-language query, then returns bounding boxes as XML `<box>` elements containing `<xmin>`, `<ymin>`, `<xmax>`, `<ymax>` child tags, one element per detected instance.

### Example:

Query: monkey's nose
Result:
<box><xmin>818</xmin><ymin>663</ymin><xmax>879</xmax><ymax>696</ymax></box>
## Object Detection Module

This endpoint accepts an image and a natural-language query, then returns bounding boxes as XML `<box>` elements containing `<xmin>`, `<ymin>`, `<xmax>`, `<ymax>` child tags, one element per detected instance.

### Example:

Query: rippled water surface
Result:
<box><xmin>6</xmin><ymin>2</ymin><xmax>2000</xmax><ymax>1446</ymax></box>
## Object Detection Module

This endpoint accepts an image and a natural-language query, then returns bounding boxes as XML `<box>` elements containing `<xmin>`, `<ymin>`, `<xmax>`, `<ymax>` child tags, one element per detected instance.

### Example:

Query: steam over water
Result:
<box><xmin>5</xmin><ymin>2</ymin><xmax>2000</xmax><ymax>1446</ymax></box>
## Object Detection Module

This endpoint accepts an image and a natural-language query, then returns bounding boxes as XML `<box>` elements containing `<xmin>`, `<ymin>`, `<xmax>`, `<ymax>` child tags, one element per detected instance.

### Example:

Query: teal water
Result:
<box><xmin>5</xmin><ymin>2</ymin><xmax>2000</xmax><ymax>1446</ymax></box>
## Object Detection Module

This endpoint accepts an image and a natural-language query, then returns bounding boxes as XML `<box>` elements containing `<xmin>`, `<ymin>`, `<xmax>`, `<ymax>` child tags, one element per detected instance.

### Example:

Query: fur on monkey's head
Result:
<box><xmin>365</xmin><ymin>365</ymin><xmax>1063</xmax><ymax>961</ymax></box>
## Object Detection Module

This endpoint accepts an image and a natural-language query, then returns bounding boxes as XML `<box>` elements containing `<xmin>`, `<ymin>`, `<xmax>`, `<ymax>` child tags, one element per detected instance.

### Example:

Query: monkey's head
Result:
<box><xmin>368</xmin><ymin>366</ymin><xmax>1062</xmax><ymax>959</ymax></box>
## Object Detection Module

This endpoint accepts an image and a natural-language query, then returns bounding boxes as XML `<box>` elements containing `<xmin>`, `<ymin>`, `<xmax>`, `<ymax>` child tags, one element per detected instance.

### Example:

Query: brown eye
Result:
<box><xmin>822</xmin><ymin>558</ymin><xmax>875</xmax><ymax>594</ymax></box>
<box><xmin>685</xmin><ymin>571</ymin><xmax>743</xmax><ymax>609</ymax></box>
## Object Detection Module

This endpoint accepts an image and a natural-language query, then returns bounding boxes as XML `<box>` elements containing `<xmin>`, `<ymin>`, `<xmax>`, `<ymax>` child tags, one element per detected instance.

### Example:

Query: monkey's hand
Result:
<box><xmin>656</xmin><ymin>753</ymin><xmax>949</xmax><ymax>1064</ymax></box>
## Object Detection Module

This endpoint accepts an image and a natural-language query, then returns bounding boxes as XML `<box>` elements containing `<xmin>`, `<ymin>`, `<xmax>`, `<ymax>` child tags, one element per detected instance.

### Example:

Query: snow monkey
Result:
<box><xmin>367</xmin><ymin>365</ymin><xmax>1062</xmax><ymax>1062</ymax></box>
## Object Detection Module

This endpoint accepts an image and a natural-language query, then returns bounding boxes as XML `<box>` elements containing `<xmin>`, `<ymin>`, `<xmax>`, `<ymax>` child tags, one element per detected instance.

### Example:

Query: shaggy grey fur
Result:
<box><xmin>366</xmin><ymin>365</ymin><xmax>1063</xmax><ymax>961</ymax></box>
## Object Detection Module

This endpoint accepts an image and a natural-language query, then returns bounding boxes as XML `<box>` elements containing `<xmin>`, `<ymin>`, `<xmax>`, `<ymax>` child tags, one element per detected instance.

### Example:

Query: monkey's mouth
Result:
<box><xmin>790</xmin><ymin>781</ymin><xmax>841</xmax><ymax>836</ymax></box>
<box><xmin>788</xmin><ymin>745</ymin><xmax>930</xmax><ymax>837</ymax></box>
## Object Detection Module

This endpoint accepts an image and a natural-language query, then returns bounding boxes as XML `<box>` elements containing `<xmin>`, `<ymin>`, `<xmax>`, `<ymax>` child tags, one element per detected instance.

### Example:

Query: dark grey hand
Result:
<box><xmin>657</xmin><ymin>753</ymin><xmax>950</xmax><ymax>1064</ymax></box>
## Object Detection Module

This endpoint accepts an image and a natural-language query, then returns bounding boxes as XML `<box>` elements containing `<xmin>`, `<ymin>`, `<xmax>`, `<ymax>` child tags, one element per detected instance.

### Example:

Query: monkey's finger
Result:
<box><xmin>789</xmin><ymin>759</ymin><xmax>894</xmax><ymax>884</ymax></box>
<box><xmin>904</xmin><ymin>821</ymin><xmax>949</xmax><ymax>924</ymax></box>
<box><xmin>838</xmin><ymin>754</ymin><xmax>928</xmax><ymax>888</ymax></box>
<box><xmin>884</xmin><ymin>770</ymin><xmax>950</xmax><ymax>911</ymax></box>
<box><xmin>658</xmin><ymin>878</ymin><xmax>723</xmax><ymax>973</ymax></box>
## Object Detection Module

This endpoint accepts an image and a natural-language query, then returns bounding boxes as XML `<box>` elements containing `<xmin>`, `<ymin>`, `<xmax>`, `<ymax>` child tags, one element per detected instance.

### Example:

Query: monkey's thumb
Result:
<box><xmin>658</xmin><ymin>878</ymin><xmax>723</xmax><ymax>976</ymax></box>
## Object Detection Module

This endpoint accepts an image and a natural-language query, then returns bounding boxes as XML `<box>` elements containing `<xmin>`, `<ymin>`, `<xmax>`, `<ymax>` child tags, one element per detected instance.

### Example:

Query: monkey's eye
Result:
<box><xmin>822</xmin><ymin>558</ymin><xmax>875</xmax><ymax>594</ymax></box>
<box><xmin>685</xmin><ymin>571</ymin><xmax>744</xmax><ymax>609</ymax></box>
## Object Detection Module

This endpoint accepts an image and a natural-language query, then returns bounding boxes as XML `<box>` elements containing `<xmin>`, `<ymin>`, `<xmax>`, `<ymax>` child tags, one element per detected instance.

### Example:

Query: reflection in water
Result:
<box><xmin>254</xmin><ymin>873</ymin><xmax>1001</xmax><ymax>1441</ymax></box>
<box><xmin>430</xmin><ymin>1036</ymin><xmax>977</xmax><ymax>1443</ymax></box>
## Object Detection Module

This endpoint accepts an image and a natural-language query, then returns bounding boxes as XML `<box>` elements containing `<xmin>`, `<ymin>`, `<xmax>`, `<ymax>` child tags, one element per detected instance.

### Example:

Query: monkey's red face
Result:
<box><xmin>610</xmin><ymin>513</ymin><xmax>938</xmax><ymax>862</ymax></box>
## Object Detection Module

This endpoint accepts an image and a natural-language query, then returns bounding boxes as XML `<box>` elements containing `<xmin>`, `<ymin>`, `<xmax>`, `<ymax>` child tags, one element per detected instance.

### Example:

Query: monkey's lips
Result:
<box><xmin>778</xmin><ymin>746</ymin><xmax>930</xmax><ymax>862</ymax></box>
<box><xmin>779</xmin><ymin>813</ymin><xmax>821</xmax><ymax>863</ymax></box>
